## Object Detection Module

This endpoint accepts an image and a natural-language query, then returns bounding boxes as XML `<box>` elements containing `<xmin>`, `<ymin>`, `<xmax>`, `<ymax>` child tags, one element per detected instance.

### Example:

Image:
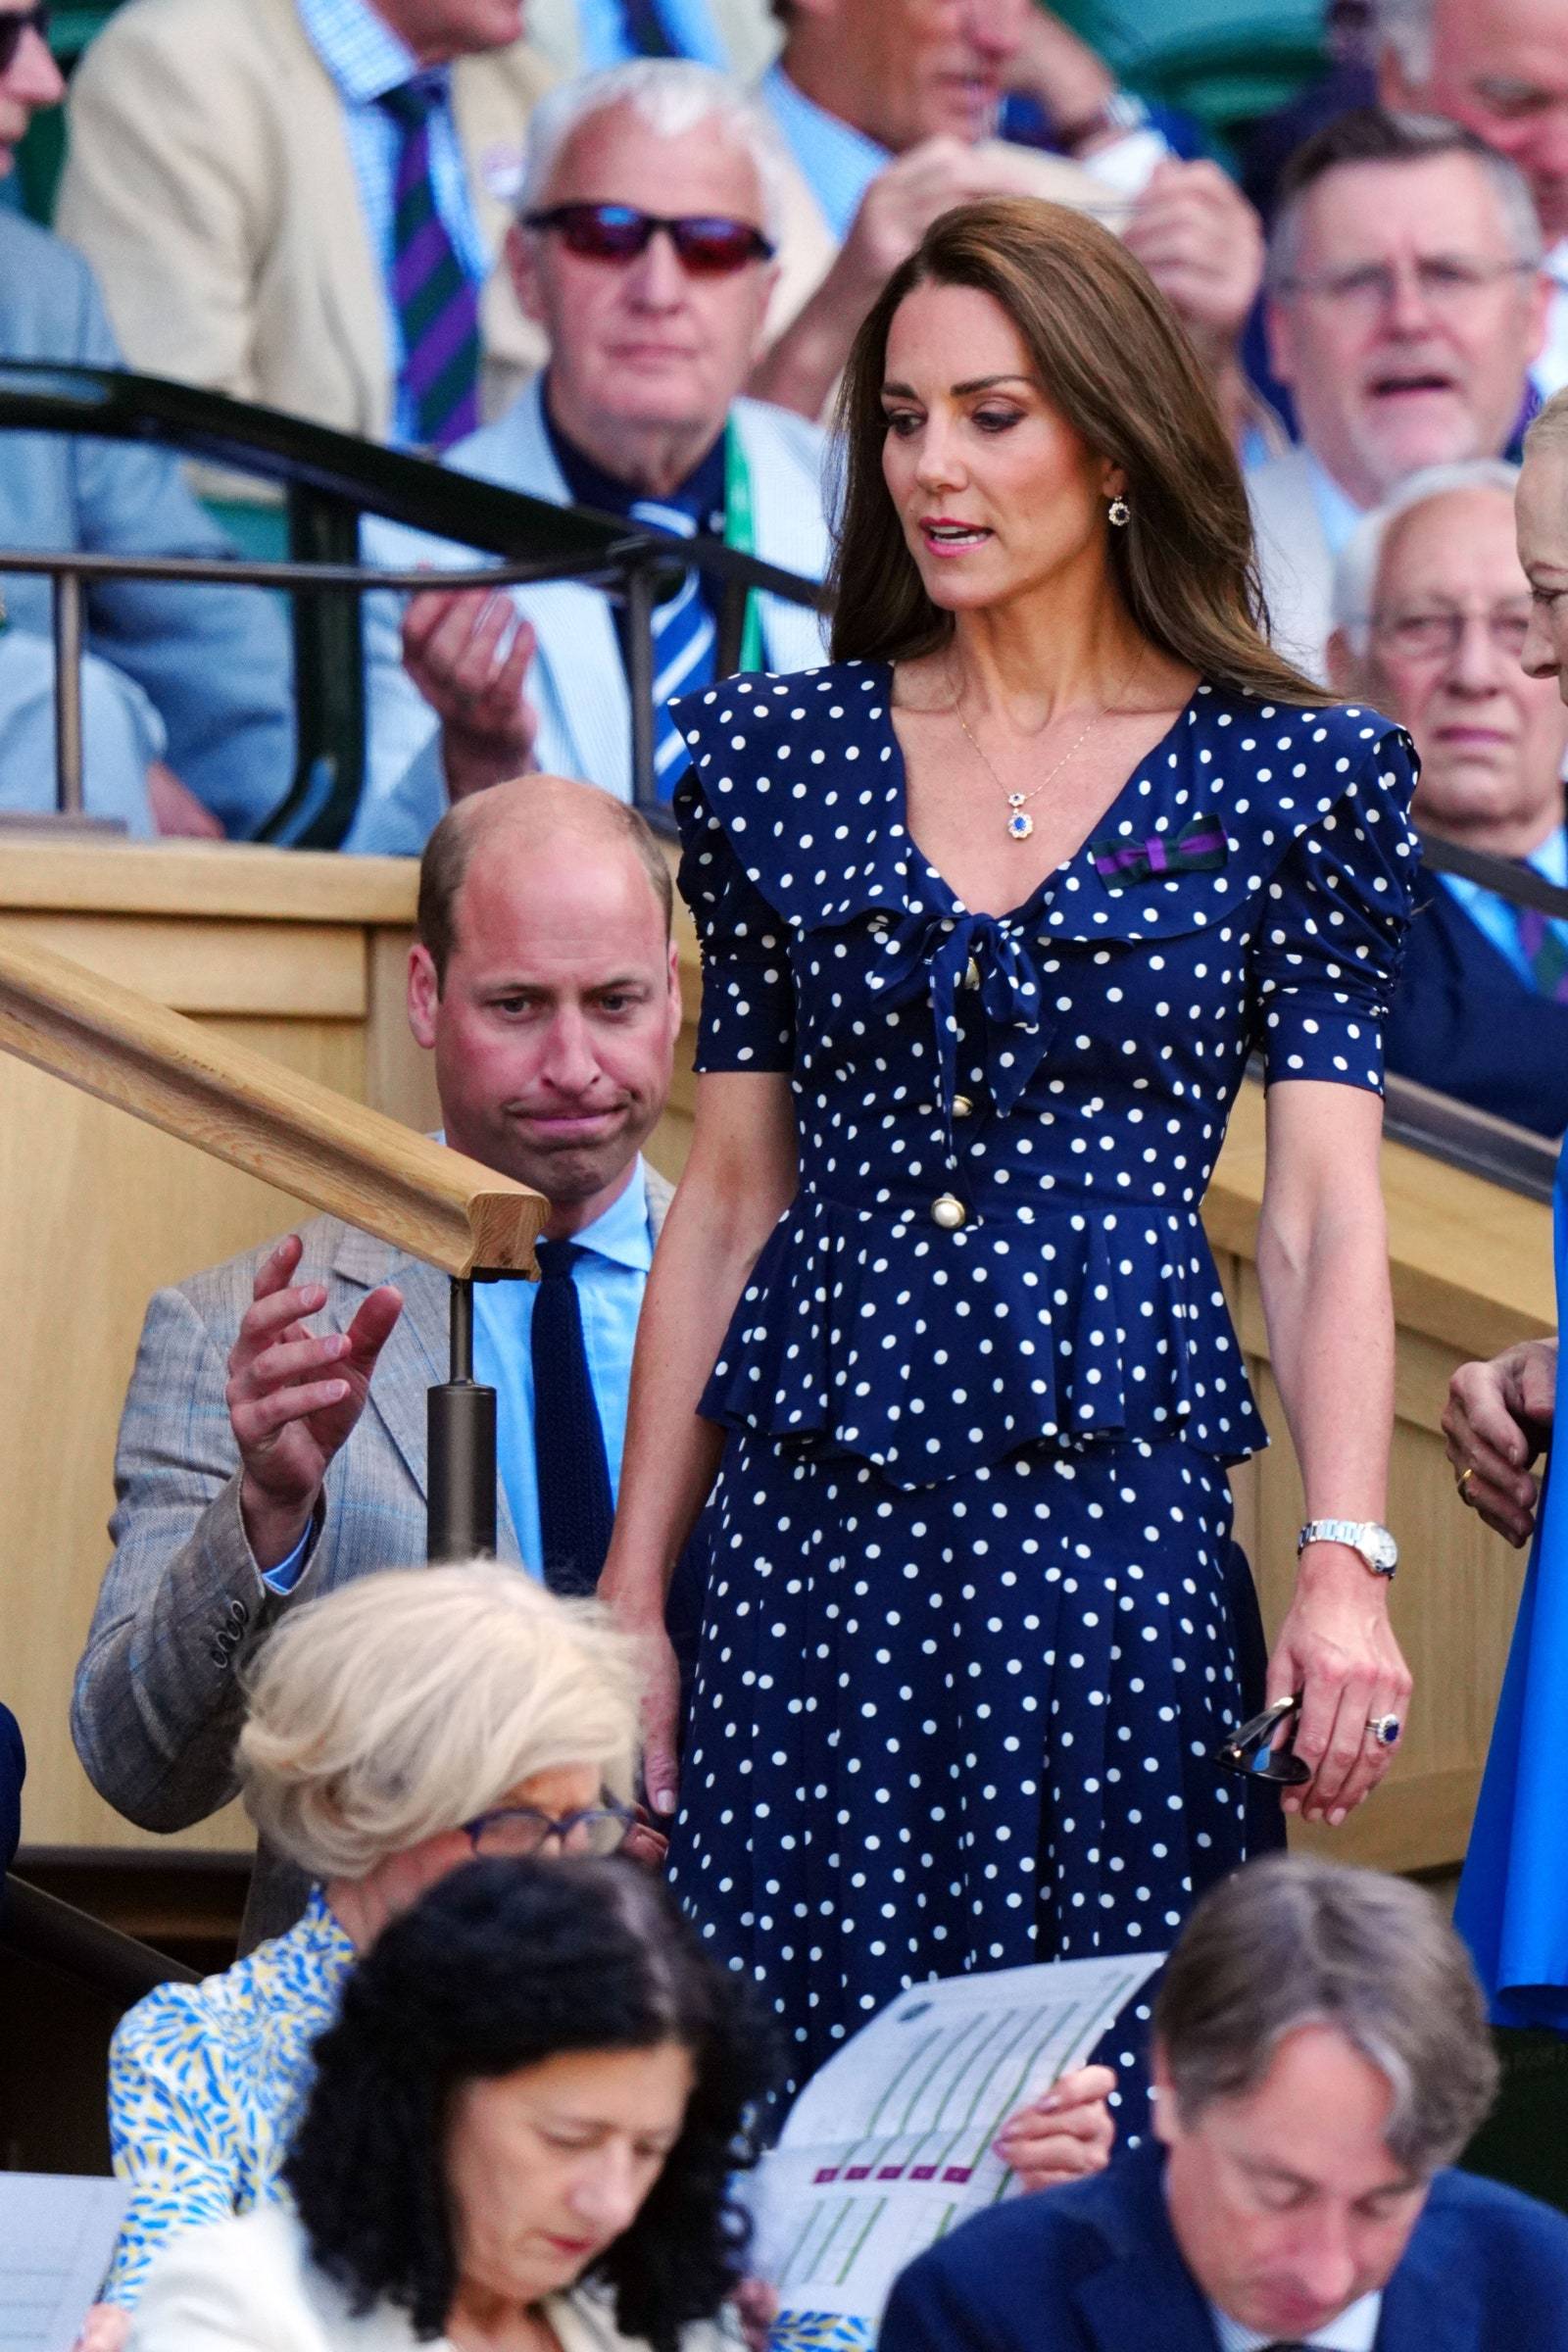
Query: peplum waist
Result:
<box><xmin>701</xmin><ymin>1190</ymin><xmax>1267</xmax><ymax>1489</ymax></box>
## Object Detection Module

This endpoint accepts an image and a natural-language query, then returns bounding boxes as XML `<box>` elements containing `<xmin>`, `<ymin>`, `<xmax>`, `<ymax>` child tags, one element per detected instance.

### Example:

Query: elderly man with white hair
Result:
<box><xmin>353</xmin><ymin>59</ymin><xmax>828</xmax><ymax>853</ymax></box>
<box><xmin>1377</xmin><ymin>0</ymin><xmax>1568</xmax><ymax>397</ymax></box>
<box><xmin>1251</xmin><ymin>105</ymin><xmax>1547</xmax><ymax>678</ymax></box>
<box><xmin>1327</xmin><ymin>458</ymin><xmax>1568</xmax><ymax>1135</ymax></box>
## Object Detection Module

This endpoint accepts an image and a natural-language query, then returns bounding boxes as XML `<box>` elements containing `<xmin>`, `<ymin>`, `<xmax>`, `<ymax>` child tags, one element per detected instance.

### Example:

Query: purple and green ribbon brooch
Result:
<box><xmin>1089</xmin><ymin>812</ymin><xmax>1227</xmax><ymax>890</ymax></box>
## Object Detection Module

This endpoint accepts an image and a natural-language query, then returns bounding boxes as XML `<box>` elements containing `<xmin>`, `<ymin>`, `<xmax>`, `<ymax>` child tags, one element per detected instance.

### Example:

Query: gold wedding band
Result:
<box><xmin>1458</xmin><ymin>1466</ymin><xmax>1476</xmax><ymax>1501</ymax></box>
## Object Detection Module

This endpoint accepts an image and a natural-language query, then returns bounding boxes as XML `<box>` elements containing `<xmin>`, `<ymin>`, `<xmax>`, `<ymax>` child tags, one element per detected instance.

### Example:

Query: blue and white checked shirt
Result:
<box><xmin>1211</xmin><ymin>2289</ymin><xmax>1382</xmax><ymax>2351</ymax></box>
<box><xmin>296</xmin><ymin>0</ymin><xmax>489</xmax><ymax>447</ymax></box>
<box><xmin>575</xmin><ymin>0</ymin><xmax>732</xmax><ymax>69</ymax></box>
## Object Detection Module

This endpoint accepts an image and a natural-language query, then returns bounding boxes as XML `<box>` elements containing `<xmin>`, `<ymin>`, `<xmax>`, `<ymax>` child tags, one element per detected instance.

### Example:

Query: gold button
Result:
<box><xmin>931</xmin><ymin>1194</ymin><xmax>967</xmax><ymax>1230</ymax></box>
<box><xmin>952</xmin><ymin>1094</ymin><xmax>974</xmax><ymax>1120</ymax></box>
<box><xmin>963</xmin><ymin>956</ymin><xmax>982</xmax><ymax>990</ymax></box>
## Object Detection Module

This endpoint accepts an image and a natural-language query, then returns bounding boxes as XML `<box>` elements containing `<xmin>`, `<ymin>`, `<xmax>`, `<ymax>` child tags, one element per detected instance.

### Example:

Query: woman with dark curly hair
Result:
<box><xmin>127</xmin><ymin>1857</ymin><xmax>769</xmax><ymax>2352</ymax></box>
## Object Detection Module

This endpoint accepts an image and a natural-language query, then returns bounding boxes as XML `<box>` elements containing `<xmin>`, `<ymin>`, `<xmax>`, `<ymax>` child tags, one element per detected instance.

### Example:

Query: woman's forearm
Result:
<box><xmin>1257</xmin><ymin>1201</ymin><xmax>1395</xmax><ymax>1525</ymax></box>
<box><xmin>602</xmin><ymin>1074</ymin><xmax>799</xmax><ymax>1625</ymax></box>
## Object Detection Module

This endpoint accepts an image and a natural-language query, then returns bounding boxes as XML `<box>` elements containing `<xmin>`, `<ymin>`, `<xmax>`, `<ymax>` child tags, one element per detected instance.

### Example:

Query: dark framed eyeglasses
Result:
<box><xmin>523</xmin><ymin>203</ymin><xmax>775</xmax><ymax>276</ymax></box>
<box><xmin>0</xmin><ymin>4</ymin><xmax>50</xmax><ymax>72</ymax></box>
<box><xmin>1213</xmin><ymin>1693</ymin><xmax>1311</xmax><ymax>1787</ymax></box>
<box><xmin>463</xmin><ymin>1796</ymin><xmax>637</xmax><ymax>1858</ymax></box>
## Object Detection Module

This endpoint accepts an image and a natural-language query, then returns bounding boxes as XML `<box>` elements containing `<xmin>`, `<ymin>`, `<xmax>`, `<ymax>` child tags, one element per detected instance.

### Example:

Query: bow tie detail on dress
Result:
<box><xmin>1089</xmin><ymin>812</ymin><xmax>1227</xmax><ymax>889</ymax></box>
<box><xmin>863</xmin><ymin>908</ymin><xmax>1053</xmax><ymax>1120</ymax></box>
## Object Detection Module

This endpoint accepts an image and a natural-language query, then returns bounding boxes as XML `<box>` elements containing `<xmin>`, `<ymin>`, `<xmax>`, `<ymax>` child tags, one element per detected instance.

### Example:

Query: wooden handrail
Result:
<box><xmin>0</xmin><ymin>935</ymin><xmax>546</xmax><ymax>1277</ymax></box>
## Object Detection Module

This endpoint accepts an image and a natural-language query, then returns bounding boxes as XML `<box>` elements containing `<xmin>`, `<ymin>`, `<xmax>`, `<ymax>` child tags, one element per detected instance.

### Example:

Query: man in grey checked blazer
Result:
<box><xmin>73</xmin><ymin>776</ymin><xmax>680</xmax><ymax>1946</ymax></box>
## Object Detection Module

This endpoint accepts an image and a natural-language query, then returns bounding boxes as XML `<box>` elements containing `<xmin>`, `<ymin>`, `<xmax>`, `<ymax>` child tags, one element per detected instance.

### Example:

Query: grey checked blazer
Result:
<box><xmin>73</xmin><ymin>1165</ymin><xmax>672</xmax><ymax>1947</ymax></box>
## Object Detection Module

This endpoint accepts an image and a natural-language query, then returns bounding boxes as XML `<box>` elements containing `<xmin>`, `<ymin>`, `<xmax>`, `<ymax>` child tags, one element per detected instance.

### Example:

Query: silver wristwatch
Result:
<box><xmin>1297</xmin><ymin>1518</ymin><xmax>1398</xmax><ymax>1578</ymax></box>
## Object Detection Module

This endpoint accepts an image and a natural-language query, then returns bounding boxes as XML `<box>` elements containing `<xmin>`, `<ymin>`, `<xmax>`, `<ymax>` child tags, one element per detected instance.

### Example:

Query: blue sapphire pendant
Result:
<box><xmin>1006</xmin><ymin>808</ymin><xmax>1034</xmax><ymax>841</ymax></box>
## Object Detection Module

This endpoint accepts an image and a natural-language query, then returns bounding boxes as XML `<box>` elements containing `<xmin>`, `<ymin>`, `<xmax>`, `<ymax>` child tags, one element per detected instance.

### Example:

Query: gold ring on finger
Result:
<box><xmin>1457</xmin><ymin>1465</ymin><xmax>1476</xmax><ymax>1502</ymax></box>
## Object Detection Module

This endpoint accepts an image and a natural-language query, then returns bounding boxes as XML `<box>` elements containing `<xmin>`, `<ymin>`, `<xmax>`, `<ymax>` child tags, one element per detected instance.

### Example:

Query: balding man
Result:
<box><xmin>1377</xmin><ymin>0</ymin><xmax>1568</xmax><ymax>398</ymax></box>
<box><xmin>73</xmin><ymin>776</ymin><xmax>682</xmax><ymax>1945</ymax></box>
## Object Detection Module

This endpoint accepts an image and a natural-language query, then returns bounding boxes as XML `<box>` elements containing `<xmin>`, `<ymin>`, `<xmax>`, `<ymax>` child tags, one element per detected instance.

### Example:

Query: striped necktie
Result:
<box><xmin>629</xmin><ymin>497</ymin><xmax>717</xmax><ymax>796</ymax></box>
<box><xmin>1513</xmin><ymin>902</ymin><xmax>1568</xmax><ymax>1003</ymax></box>
<box><xmin>379</xmin><ymin>76</ymin><xmax>482</xmax><ymax>451</ymax></box>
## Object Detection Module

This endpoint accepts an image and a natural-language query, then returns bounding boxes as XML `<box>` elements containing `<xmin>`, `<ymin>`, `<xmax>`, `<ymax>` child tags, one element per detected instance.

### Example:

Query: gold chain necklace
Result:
<box><xmin>949</xmin><ymin>657</ymin><xmax>1141</xmax><ymax>843</ymax></box>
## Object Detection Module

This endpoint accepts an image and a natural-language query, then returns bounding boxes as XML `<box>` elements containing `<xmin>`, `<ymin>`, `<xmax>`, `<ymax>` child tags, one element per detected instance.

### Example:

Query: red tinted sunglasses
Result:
<box><xmin>0</xmin><ymin>3</ymin><xmax>50</xmax><ymax>70</ymax></box>
<box><xmin>523</xmin><ymin>202</ymin><xmax>775</xmax><ymax>275</ymax></box>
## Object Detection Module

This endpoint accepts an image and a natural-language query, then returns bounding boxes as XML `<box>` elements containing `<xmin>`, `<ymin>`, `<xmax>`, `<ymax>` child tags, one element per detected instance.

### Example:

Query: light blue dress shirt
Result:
<box><xmin>1210</xmin><ymin>2288</ymin><xmax>1382</xmax><ymax>2351</ymax></box>
<box><xmin>1438</xmin><ymin>824</ymin><xmax>1568</xmax><ymax>991</ymax></box>
<box><xmin>575</xmin><ymin>0</ymin><xmax>731</xmax><ymax>69</ymax></box>
<box><xmin>760</xmin><ymin>62</ymin><xmax>891</xmax><ymax>241</ymax></box>
<box><xmin>473</xmin><ymin>1160</ymin><xmax>653</xmax><ymax>1576</ymax></box>
<box><xmin>295</xmin><ymin>0</ymin><xmax>489</xmax><ymax>448</ymax></box>
<box><xmin>1302</xmin><ymin>448</ymin><xmax>1367</xmax><ymax>561</ymax></box>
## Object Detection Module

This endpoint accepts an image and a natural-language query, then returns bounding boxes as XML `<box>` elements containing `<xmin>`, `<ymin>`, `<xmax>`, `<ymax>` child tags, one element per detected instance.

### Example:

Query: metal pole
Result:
<box><xmin>426</xmin><ymin>1274</ymin><xmax>498</xmax><ymax>1562</ymax></box>
<box><xmin>51</xmin><ymin>569</ymin><xmax>85</xmax><ymax>817</ymax></box>
<box><xmin>625</xmin><ymin>563</ymin><xmax>658</xmax><ymax>814</ymax></box>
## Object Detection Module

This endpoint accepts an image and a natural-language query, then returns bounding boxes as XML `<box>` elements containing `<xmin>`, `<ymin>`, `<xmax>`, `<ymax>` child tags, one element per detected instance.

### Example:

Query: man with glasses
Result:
<box><xmin>1251</xmin><ymin>108</ymin><xmax>1547</xmax><ymax>678</ymax></box>
<box><xmin>1327</xmin><ymin>460</ymin><xmax>1568</xmax><ymax>1136</ymax></box>
<box><xmin>1378</xmin><ymin>0</ymin><xmax>1568</xmax><ymax>398</ymax></box>
<box><xmin>351</xmin><ymin>60</ymin><xmax>829</xmax><ymax>852</ymax></box>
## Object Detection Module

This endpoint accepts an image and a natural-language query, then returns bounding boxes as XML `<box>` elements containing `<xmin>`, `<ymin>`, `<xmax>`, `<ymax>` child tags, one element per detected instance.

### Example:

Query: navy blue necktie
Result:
<box><xmin>619</xmin><ymin>0</ymin><xmax>677</xmax><ymax>55</ymax></box>
<box><xmin>531</xmin><ymin>1240</ymin><xmax>615</xmax><ymax>1595</ymax></box>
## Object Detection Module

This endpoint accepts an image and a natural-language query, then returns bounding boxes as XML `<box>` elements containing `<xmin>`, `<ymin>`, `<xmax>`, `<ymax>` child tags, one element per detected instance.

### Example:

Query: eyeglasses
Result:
<box><xmin>522</xmin><ymin>203</ymin><xmax>775</xmax><ymax>276</ymax></box>
<box><xmin>0</xmin><ymin>4</ymin><xmax>50</xmax><ymax>71</ymax></box>
<box><xmin>463</xmin><ymin>1797</ymin><xmax>637</xmax><ymax>1858</ymax></box>
<box><xmin>1276</xmin><ymin>255</ymin><xmax>1535</xmax><ymax>318</ymax></box>
<box><xmin>1369</xmin><ymin>600</ymin><xmax>1535</xmax><ymax>663</ymax></box>
<box><xmin>1212</xmin><ymin>1694</ymin><xmax>1311</xmax><ymax>1787</ymax></box>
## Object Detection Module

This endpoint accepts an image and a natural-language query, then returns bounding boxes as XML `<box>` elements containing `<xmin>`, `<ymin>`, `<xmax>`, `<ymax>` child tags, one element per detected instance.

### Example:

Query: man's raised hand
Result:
<box><xmin>226</xmin><ymin>1236</ymin><xmax>403</xmax><ymax>1569</ymax></box>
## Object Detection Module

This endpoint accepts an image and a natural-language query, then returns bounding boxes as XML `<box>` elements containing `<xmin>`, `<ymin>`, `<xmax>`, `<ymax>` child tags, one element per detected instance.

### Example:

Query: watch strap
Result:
<box><xmin>1297</xmin><ymin>1518</ymin><xmax>1397</xmax><ymax>1576</ymax></box>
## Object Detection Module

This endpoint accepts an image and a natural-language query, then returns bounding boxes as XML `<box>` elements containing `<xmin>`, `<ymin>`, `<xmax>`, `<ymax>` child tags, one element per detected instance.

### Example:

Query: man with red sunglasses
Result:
<box><xmin>351</xmin><ymin>58</ymin><xmax>830</xmax><ymax>852</ymax></box>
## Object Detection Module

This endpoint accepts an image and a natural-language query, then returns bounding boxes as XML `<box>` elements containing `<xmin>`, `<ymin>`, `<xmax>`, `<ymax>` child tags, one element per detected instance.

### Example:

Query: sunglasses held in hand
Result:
<box><xmin>1213</xmin><ymin>1693</ymin><xmax>1312</xmax><ymax>1787</ymax></box>
<box><xmin>523</xmin><ymin>203</ymin><xmax>776</xmax><ymax>276</ymax></box>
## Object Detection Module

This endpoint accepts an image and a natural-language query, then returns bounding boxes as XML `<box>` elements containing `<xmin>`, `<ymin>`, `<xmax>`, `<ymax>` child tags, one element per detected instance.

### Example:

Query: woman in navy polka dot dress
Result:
<box><xmin>602</xmin><ymin>200</ymin><xmax>1418</xmax><ymax>2129</ymax></box>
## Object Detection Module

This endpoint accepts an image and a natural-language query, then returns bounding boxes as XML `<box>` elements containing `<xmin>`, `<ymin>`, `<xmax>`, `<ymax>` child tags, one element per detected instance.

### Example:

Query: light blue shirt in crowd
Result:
<box><xmin>472</xmin><ymin>1159</ymin><xmax>653</xmax><ymax>1576</ymax></box>
<box><xmin>263</xmin><ymin>1158</ymin><xmax>653</xmax><ymax>1593</ymax></box>
<box><xmin>760</xmin><ymin>62</ymin><xmax>891</xmax><ymax>240</ymax></box>
<box><xmin>1440</xmin><ymin>824</ymin><xmax>1568</xmax><ymax>989</ymax></box>
<box><xmin>295</xmin><ymin>0</ymin><xmax>489</xmax><ymax>448</ymax></box>
<box><xmin>1210</xmin><ymin>2288</ymin><xmax>1382</xmax><ymax>2351</ymax></box>
<box><xmin>1302</xmin><ymin>448</ymin><xmax>1367</xmax><ymax>561</ymax></box>
<box><xmin>575</xmin><ymin>0</ymin><xmax>731</xmax><ymax>69</ymax></box>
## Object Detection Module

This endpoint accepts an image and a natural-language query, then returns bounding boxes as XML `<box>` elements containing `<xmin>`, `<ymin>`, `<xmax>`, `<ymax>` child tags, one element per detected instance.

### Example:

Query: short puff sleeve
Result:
<box><xmin>1253</xmin><ymin>724</ymin><xmax>1418</xmax><ymax>1094</ymax></box>
<box><xmin>674</xmin><ymin>765</ymin><xmax>797</xmax><ymax>1074</ymax></box>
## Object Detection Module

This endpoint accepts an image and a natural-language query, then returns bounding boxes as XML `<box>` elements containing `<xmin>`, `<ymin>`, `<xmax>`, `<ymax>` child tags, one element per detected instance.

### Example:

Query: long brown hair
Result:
<box><xmin>828</xmin><ymin>196</ymin><xmax>1326</xmax><ymax>705</ymax></box>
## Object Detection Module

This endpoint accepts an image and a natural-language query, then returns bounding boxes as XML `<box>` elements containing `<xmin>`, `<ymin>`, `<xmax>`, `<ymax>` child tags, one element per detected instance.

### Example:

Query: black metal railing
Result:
<box><xmin>0</xmin><ymin>362</ymin><xmax>824</xmax><ymax>845</ymax></box>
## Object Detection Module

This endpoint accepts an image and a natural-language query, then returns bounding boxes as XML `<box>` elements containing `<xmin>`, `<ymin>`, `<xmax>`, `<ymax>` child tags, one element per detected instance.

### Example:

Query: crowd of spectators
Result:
<box><xmin>0</xmin><ymin>0</ymin><xmax>1564</xmax><ymax>1134</ymax></box>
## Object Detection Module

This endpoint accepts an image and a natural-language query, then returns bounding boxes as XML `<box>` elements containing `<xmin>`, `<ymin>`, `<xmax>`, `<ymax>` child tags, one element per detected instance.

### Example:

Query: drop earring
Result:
<box><xmin>1107</xmin><ymin>495</ymin><xmax>1131</xmax><ymax>528</ymax></box>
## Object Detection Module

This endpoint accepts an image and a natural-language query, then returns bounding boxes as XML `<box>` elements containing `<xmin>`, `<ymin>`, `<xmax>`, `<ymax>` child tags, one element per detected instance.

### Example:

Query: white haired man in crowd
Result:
<box><xmin>353</xmin><ymin>59</ymin><xmax>829</xmax><ymax>853</ymax></box>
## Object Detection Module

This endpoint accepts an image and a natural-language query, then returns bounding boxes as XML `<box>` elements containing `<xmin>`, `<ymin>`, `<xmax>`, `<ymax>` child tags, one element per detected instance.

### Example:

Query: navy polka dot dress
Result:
<box><xmin>665</xmin><ymin>663</ymin><xmax>1418</xmax><ymax>2125</ymax></box>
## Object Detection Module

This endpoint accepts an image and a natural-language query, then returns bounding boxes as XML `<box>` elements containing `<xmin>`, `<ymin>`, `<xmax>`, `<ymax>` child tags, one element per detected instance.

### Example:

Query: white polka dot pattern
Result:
<box><xmin>670</xmin><ymin>666</ymin><xmax>1418</xmax><ymax>1486</ymax></box>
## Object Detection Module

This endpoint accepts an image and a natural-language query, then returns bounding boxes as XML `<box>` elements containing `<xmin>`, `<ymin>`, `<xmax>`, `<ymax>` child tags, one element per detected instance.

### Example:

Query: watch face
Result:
<box><xmin>1367</xmin><ymin>1528</ymin><xmax>1397</xmax><ymax>1572</ymax></box>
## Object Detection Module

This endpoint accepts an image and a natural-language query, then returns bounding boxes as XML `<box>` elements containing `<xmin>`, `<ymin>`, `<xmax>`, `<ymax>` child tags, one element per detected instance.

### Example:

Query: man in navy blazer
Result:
<box><xmin>880</xmin><ymin>1856</ymin><xmax>1568</xmax><ymax>2352</ymax></box>
<box><xmin>0</xmin><ymin>4</ymin><xmax>292</xmax><ymax>837</ymax></box>
<box><xmin>1328</xmin><ymin>461</ymin><xmax>1568</xmax><ymax>1141</ymax></box>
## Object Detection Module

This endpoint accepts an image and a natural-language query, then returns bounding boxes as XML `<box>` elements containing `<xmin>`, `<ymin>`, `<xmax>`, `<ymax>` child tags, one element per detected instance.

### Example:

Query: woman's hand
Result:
<box><xmin>600</xmin><ymin>1567</ymin><xmax>684</xmax><ymax>1820</ymax></box>
<box><xmin>72</xmin><ymin>2305</ymin><xmax>129</xmax><ymax>2352</ymax></box>
<box><xmin>993</xmin><ymin>2064</ymin><xmax>1116</xmax><ymax>2192</ymax></box>
<box><xmin>1444</xmin><ymin>1337</ymin><xmax>1557</xmax><ymax>1548</ymax></box>
<box><xmin>1267</xmin><ymin>1547</ymin><xmax>1411</xmax><ymax>1827</ymax></box>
